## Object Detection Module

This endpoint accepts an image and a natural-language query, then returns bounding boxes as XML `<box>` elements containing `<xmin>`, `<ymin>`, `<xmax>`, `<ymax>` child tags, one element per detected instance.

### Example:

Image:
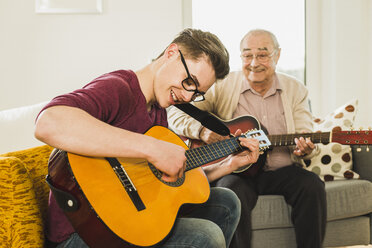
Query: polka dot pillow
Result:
<box><xmin>303</xmin><ymin>99</ymin><xmax>360</xmax><ymax>181</ymax></box>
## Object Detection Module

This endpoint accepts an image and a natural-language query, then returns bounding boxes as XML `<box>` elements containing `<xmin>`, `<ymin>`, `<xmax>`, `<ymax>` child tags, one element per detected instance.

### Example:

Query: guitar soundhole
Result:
<box><xmin>148</xmin><ymin>163</ymin><xmax>185</xmax><ymax>187</ymax></box>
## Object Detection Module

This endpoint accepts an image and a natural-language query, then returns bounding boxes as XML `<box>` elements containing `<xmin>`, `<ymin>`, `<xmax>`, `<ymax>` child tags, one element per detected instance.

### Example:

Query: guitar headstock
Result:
<box><xmin>243</xmin><ymin>129</ymin><xmax>271</xmax><ymax>152</ymax></box>
<box><xmin>332</xmin><ymin>129</ymin><xmax>372</xmax><ymax>145</ymax></box>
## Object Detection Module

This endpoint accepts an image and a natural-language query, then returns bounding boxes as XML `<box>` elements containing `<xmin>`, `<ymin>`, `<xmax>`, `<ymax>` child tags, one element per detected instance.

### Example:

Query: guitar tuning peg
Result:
<box><xmin>350</xmin><ymin>127</ymin><xmax>354</xmax><ymax>131</ymax></box>
<box><xmin>359</xmin><ymin>127</ymin><xmax>363</xmax><ymax>131</ymax></box>
<box><xmin>367</xmin><ymin>145</ymin><xmax>370</xmax><ymax>152</ymax></box>
<box><xmin>356</xmin><ymin>147</ymin><xmax>362</xmax><ymax>152</ymax></box>
<box><xmin>368</xmin><ymin>127</ymin><xmax>372</xmax><ymax>131</ymax></box>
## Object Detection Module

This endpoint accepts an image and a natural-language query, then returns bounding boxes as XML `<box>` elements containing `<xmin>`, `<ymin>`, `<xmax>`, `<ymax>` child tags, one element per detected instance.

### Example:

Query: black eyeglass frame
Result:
<box><xmin>179</xmin><ymin>50</ymin><xmax>205</xmax><ymax>102</ymax></box>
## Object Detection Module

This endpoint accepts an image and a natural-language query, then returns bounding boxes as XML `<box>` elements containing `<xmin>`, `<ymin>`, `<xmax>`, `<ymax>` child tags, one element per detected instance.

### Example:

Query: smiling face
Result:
<box><xmin>154</xmin><ymin>46</ymin><xmax>216</xmax><ymax>108</ymax></box>
<box><xmin>240</xmin><ymin>32</ymin><xmax>280</xmax><ymax>86</ymax></box>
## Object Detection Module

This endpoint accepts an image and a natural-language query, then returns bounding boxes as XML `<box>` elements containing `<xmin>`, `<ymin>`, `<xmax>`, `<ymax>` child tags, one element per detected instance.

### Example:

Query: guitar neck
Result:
<box><xmin>185</xmin><ymin>137</ymin><xmax>243</xmax><ymax>171</ymax></box>
<box><xmin>268</xmin><ymin>132</ymin><xmax>331</xmax><ymax>147</ymax></box>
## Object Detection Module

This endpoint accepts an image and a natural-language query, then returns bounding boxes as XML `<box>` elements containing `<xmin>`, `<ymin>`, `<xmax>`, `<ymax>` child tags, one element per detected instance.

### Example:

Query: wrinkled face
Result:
<box><xmin>154</xmin><ymin>48</ymin><xmax>216</xmax><ymax>108</ymax></box>
<box><xmin>240</xmin><ymin>33</ymin><xmax>280</xmax><ymax>84</ymax></box>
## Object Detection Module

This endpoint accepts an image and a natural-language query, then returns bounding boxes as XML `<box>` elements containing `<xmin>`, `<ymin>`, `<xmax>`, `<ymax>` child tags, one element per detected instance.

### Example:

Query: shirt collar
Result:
<box><xmin>241</xmin><ymin>73</ymin><xmax>282</xmax><ymax>97</ymax></box>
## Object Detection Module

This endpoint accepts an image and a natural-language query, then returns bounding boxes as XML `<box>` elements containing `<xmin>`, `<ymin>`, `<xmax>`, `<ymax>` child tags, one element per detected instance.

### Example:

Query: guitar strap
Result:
<box><xmin>174</xmin><ymin>103</ymin><xmax>230</xmax><ymax>136</ymax></box>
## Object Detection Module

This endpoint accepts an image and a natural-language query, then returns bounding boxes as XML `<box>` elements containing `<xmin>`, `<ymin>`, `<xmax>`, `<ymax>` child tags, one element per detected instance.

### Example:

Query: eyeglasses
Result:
<box><xmin>240</xmin><ymin>50</ymin><xmax>277</xmax><ymax>63</ymax></box>
<box><xmin>179</xmin><ymin>50</ymin><xmax>205</xmax><ymax>102</ymax></box>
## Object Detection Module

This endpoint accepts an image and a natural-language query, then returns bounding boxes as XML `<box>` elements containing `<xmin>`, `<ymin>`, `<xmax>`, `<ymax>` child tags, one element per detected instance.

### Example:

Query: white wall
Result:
<box><xmin>0</xmin><ymin>0</ymin><xmax>186</xmax><ymax>111</ymax></box>
<box><xmin>1</xmin><ymin>0</ymin><xmax>371</xmax><ymax>126</ymax></box>
<box><xmin>306</xmin><ymin>0</ymin><xmax>372</xmax><ymax>127</ymax></box>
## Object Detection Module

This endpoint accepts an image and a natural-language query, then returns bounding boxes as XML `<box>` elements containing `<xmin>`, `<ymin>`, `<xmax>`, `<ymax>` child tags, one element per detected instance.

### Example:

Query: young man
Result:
<box><xmin>35</xmin><ymin>28</ymin><xmax>260</xmax><ymax>248</ymax></box>
<box><xmin>168</xmin><ymin>29</ymin><xmax>327</xmax><ymax>248</ymax></box>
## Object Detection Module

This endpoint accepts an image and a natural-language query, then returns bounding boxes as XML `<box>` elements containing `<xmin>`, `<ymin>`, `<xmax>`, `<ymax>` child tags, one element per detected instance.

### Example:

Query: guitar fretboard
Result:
<box><xmin>185</xmin><ymin>137</ymin><xmax>242</xmax><ymax>171</ymax></box>
<box><xmin>268</xmin><ymin>132</ymin><xmax>331</xmax><ymax>147</ymax></box>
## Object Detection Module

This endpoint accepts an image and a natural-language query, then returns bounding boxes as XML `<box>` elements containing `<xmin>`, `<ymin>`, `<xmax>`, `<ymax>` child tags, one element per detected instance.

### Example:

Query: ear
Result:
<box><xmin>164</xmin><ymin>43</ymin><xmax>180</xmax><ymax>58</ymax></box>
<box><xmin>274</xmin><ymin>48</ymin><xmax>281</xmax><ymax>63</ymax></box>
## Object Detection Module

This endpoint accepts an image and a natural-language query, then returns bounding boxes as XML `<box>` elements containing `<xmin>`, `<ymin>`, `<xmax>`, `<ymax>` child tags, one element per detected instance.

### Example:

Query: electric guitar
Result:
<box><xmin>188</xmin><ymin>115</ymin><xmax>372</xmax><ymax>175</ymax></box>
<box><xmin>47</xmin><ymin>125</ymin><xmax>270</xmax><ymax>248</ymax></box>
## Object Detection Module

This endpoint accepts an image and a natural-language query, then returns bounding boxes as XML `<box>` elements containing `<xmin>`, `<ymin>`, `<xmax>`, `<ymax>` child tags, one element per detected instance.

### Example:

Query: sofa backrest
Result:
<box><xmin>0</xmin><ymin>101</ymin><xmax>48</xmax><ymax>154</ymax></box>
<box><xmin>352</xmin><ymin>145</ymin><xmax>372</xmax><ymax>182</ymax></box>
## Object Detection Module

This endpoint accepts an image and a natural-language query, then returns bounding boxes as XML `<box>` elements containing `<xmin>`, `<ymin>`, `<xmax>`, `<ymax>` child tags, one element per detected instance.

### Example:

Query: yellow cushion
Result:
<box><xmin>2</xmin><ymin>145</ymin><xmax>53</xmax><ymax>222</ymax></box>
<box><xmin>0</xmin><ymin>145</ymin><xmax>53</xmax><ymax>248</ymax></box>
<box><xmin>0</xmin><ymin>156</ymin><xmax>43</xmax><ymax>248</ymax></box>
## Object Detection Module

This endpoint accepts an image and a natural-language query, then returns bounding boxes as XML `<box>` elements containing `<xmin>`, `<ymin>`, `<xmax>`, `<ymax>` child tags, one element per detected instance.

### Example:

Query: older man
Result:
<box><xmin>168</xmin><ymin>29</ymin><xmax>327</xmax><ymax>248</ymax></box>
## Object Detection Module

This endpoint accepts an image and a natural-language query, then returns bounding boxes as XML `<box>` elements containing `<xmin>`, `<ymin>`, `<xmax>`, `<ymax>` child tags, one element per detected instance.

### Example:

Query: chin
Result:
<box><xmin>159</xmin><ymin>101</ymin><xmax>170</xmax><ymax>109</ymax></box>
<box><xmin>248</xmin><ymin>74</ymin><xmax>266</xmax><ymax>82</ymax></box>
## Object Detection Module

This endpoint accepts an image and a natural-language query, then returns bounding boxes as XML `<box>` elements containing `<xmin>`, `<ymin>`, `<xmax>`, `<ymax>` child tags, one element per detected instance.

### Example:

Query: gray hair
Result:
<box><xmin>240</xmin><ymin>29</ymin><xmax>280</xmax><ymax>51</ymax></box>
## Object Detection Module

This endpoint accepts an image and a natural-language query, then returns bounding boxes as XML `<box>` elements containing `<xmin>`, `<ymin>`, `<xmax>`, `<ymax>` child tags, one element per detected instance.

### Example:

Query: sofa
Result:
<box><xmin>0</xmin><ymin>144</ymin><xmax>371</xmax><ymax>248</ymax></box>
<box><xmin>250</xmin><ymin>145</ymin><xmax>372</xmax><ymax>247</ymax></box>
<box><xmin>0</xmin><ymin>103</ymin><xmax>371</xmax><ymax>248</ymax></box>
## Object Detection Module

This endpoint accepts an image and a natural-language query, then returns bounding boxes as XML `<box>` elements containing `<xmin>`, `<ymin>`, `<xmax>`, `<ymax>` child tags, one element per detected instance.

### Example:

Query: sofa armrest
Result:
<box><xmin>0</xmin><ymin>156</ymin><xmax>44</xmax><ymax>247</ymax></box>
<box><xmin>352</xmin><ymin>145</ymin><xmax>372</xmax><ymax>182</ymax></box>
<box><xmin>2</xmin><ymin>145</ymin><xmax>53</xmax><ymax>222</ymax></box>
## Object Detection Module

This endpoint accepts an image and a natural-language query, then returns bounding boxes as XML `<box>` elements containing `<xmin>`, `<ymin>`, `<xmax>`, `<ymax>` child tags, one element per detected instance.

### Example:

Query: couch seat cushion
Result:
<box><xmin>252</xmin><ymin>195</ymin><xmax>292</xmax><ymax>229</ymax></box>
<box><xmin>251</xmin><ymin>179</ymin><xmax>372</xmax><ymax>229</ymax></box>
<box><xmin>326</xmin><ymin>179</ymin><xmax>372</xmax><ymax>221</ymax></box>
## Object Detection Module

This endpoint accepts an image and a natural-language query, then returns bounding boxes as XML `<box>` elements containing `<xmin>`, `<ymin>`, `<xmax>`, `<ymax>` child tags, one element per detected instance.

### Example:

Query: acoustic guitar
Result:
<box><xmin>47</xmin><ymin>125</ymin><xmax>270</xmax><ymax>248</ymax></box>
<box><xmin>188</xmin><ymin>115</ymin><xmax>372</xmax><ymax>175</ymax></box>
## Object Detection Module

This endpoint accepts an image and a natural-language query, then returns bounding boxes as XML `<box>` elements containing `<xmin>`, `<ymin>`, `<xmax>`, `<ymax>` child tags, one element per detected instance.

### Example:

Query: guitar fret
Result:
<box><xmin>207</xmin><ymin>143</ymin><xmax>219</xmax><ymax>160</ymax></box>
<box><xmin>204</xmin><ymin>144</ymin><xmax>216</xmax><ymax>161</ymax></box>
<box><xmin>201</xmin><ymin>145</ymin><xmax>214</xmax><ymax>163</ymax></box>
<box><xmin>185</xmin><ymin>137</ymin><xmax>245</xmax><ymax>170</ymax></box>
<box><xmin>192</xmin><ymin>147</ymin><xmax>204</xmax><ymax>166</ymax></box>
<box><xmin>233</xmin><ymin>141</ymin><xmax>240</xmax><ymax>151</ymax></box>
<box><xmin>211</xmin><ymin>140</ymin><xmax>231</xmax><ymax>160</ymax></box>
<box><xmin>216</xmin><ymin>142</ymin><xmax>229</xmax><ymax>157</ymax></box>
<box><xmin>188</xmin><ymin>147</ymin><xmax>208</xmax><ymax>169</ymax></box>
<box><xmin>228</xmin><ymin>138</ymin><xmax>241</xmax><ymax>153</ymax></box>
<box><xmin>193</xmin><ymin>150</ymin><xmax>202</xmax><ymax>167</ymax></box>
<box><xmin>185</xmin><ymin>151</ymin><xmax>197</xmax><ymax>169</ymax></box>
<box><xmin>268</xmin><ymin>132</ymin><xmax>331</xmax><ymax>147</ymax></box>
<box><xmin>225</xmin><ymin>140</ymin><xmax>235</xmax><ymax>154</ymax></box>
<box><xmin>220</xmin><ymin>140</ymin><xmax>229</xmax><ymax>155</ymax></box>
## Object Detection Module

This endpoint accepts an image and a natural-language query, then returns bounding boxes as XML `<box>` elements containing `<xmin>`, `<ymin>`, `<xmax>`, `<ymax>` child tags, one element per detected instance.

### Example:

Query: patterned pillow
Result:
<box><xmin>303</xmin><ymin>99</ymin><xmax>360</xmax><ymax>181</ymax></box>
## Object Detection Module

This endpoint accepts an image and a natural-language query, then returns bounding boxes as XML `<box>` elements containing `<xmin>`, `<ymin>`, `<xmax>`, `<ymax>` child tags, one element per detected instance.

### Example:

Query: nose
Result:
<box><xmin>249</xmin><ymin>56</ymin><xmax>260</xmax><ymax>66</ymax></box>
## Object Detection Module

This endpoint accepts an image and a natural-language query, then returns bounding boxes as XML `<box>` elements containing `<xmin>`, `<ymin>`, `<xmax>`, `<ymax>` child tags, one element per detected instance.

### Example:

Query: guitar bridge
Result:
<box><xmin>105</xmin><ymin>157</ymin><xmax>146</xmax><ymax>211</ymax></box>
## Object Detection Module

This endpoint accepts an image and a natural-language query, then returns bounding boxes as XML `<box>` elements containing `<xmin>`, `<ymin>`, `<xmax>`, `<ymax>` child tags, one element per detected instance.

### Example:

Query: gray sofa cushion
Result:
<box><xmin>252</xmin><ymin>179</ymin><xmax>372</xmax><ymax>229</ymax></box>
<box><xmin>326</xmin><ymin>179</ymin><xmax>372</xmax><ymax>220</ymax></box>
<box><xmin>252</xmin><ymin>216</ymin><xmax>371</xmax><ymax>248</ymax></box>
<box><xmin>252</xmin><ymin>195</ymin><xmax>292</xmax><ymax>229</ymax></box>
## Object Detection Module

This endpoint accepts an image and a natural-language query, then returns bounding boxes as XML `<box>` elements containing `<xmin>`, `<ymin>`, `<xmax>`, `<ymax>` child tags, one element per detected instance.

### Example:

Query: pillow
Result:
<box><xmin>303</xmin><ymin>99</ymin><xmax>360</xmax><ymax>181</ymax></box>
<box><xmin>0</xmin><ymin>101</ymin><xmax>48</xmax><ymax>154</ymax></box>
